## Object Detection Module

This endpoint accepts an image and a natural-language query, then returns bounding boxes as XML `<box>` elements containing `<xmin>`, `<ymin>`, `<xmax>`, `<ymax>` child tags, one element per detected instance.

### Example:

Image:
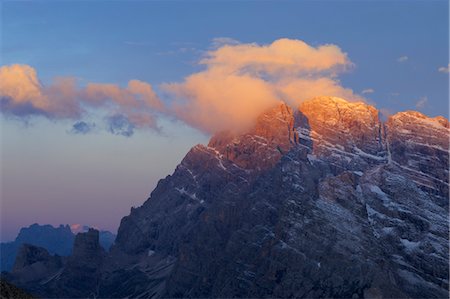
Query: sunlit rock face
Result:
<box><xmin>208</xmin><ymin>102</ymin><xmax>297</xmax><ymax>171</ymax></box>
<box><xmin>297</xmin><ymin>97</ymin><xmax>386</xmax><ymax>172</ymax></box>
<box><xmin>6</xmin><ymin>97</ymin><xmax>449</xmax><ymax>298</ymax></box>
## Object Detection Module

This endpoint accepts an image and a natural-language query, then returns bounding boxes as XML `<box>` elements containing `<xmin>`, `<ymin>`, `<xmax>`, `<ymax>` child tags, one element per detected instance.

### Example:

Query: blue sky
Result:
<box><xmin>1</xmin><ymin>0</ymin><xmax>448</xmax><ymax>241</ymax></box>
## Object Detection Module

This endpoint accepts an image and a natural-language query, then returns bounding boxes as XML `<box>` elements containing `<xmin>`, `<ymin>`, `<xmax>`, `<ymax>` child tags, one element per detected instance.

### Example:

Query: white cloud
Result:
<box><xmin>361</xmin><ymin>88</ymin><xmax>375</xmax><ymax>94</ymax></box>
<box><xmin>415</xmin><ymin>96</ymin><xmax>428</xmax><ymax>109</ymax></box>
<box><xmin>397</xmin><ymin>56</ymin><xmax>408</xmax><ymax>63</ymax></box>
<box><xmin>438</xmin><ymin>63</ymin><xmax>450</xmax><ymax>73</ymax></box>
<box><xmin>210</xmin><ymin>37</ymin><xmax>240</xmax><ymax>48</ymax></box>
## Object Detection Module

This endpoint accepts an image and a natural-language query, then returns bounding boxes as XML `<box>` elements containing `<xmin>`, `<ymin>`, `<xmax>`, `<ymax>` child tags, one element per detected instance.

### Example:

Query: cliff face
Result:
<box><xmin>0</xmin><ymin>223</ymin><xmax>116</xmax><ymax>272</ymax></box>
<box><xmin>385</xmin><ymin>111</ymin><xmax>449</xmax><ymax>205</ymax></box>
<box><xmin>5</xmin><ymin>97</ymin><xmax>449</xmax><ymax>298</ymax></box>
<box><xmin>297</xmin><ymin>97</ymin><xmax>386</xmax><ymax>172</ymax></box>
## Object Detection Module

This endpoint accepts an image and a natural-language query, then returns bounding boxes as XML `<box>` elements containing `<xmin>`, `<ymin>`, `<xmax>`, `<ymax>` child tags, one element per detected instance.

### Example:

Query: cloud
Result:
<box><xmin>211</xmin><ymin>37</ymin><xmax>240</xmax><ymax>48</ymax></box>
<box><xmin>0</xmin><ymin>64</ymin><xmax>162</xmax><ymax>135</ymax></box>
<box><xmin>106</xmin><ymin>114</ymin><xmax>135</xmax><ymax>137</ymax></box>
<box><xmin>277</xmin><ymin>77</ymin><xmax>364</xmax><ymax>105</ymax></box>
<box><xmin>415</xmin><ymin>96</ymin><xmax>428</xmax><ymax>109</ymax></box>
<box><xmin>163</xmin><ymin>38</ymin><xmax>361</xmax><ymax>133</ymax></box>
<box><xmin>70</xmin><ymin>224</ymin><xmax>83</xmax><ymax>234</ymax></box>
<box><xmin>397</xmin><ymin>56</ymin><xmax>408</xmax><ymax>63</ymax></box>
<box><xmin>83</xmin><ymin>80</ymin><xmax>163</xmax><ymax>115</ymax></box>
<box><xmin>201</xmin><ymin>38</ymin><xmax>351</xmax><ymax>76</ymax></box>
<box><xmin>2</xmin><ymin>39</ymin><xmax>366</xmax><ymax>136</ymax></box>
<box><xmin>438</xmin><ymin>64</ymin><xmax>450</xmax><ymax>73</ymax></box>
<box><xmin>70</xmin><ymin>121</ymin><xmax>95</xmax><ymax>135</ymax></box>
<box><xmin>0</xmin><ymin>64</ymin><xmax>80</xmax><ymax>118</ymax></box>
<box><xmin>361</xmin><ymin>88</ymin><xmax>375</xmax><ymax>94</ymax></box>
<box><xmin>0</xmin><ymin>64</ymin><xmax>43</xmax><ymax>104</ymax></box>
<box><xmin>165</xmin><ymin>71</ymin><xmax>280</xmax><ymax>133</ymax></box>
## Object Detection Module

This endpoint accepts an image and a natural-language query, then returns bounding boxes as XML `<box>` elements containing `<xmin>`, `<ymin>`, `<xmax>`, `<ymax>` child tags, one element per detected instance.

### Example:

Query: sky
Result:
<box><xmin>1</xmin><ymin>0</ymin><xmax>449</xmax><ymax>241</ymax></box>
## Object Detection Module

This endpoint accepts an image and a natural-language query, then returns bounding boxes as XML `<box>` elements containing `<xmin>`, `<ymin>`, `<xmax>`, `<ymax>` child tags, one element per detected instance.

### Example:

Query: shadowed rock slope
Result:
<box><xmin>0</xmin><ymin>279</ymin><xmax>34</xmax><ymax>299</ymax></box>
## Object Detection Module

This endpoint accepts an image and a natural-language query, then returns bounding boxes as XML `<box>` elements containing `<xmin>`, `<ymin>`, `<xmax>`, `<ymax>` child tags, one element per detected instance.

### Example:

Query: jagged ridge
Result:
<box><xmin>5</xmin><ymin>96</ymin><xmax>449</xmax><ymax>299</ymax></box>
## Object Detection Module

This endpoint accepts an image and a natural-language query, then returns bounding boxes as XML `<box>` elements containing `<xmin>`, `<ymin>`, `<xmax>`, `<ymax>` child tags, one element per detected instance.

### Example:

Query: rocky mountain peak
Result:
<box><xmin>5</xmin><ymin>96</ymin><xmax>449</xmax><ymax>299</ymax></box>
<box><xmin>15</xmin><ymin>223</ymin><xmax>71</xmax><ymax>241</ymax></box>
<box><xmin>387</xmin><ymin>111</ymin><xmax>450</xmax><ymax>137</ymax></box>
<box><xmin>391</xmin><ymin>110</ymin><xmax>449</xmax><ymax>128</ymax></box>
<box><xmin>12</xmin><ymin>245</ymin><xmax>53</xmax><ymax>273</ymax></box>
<box><xmin>207</xmin><ymin>102</ymin><xmax>297</xmax><ymax>171</ymax></box>
<box><xmin>296</xmin><ymin>96</ymin><xmax>385</xmax><ymax>172</ymax></box>
<box><xmin>11</xmin><ymin>244</ymin><xmax>63</xmax><ymax>285</ymax></box>
<box><xmin>386</xmin><ymin>111</ymin><xmax>449</xmax><ymax>203</ymax></box>
<box><xmin>298</xmin><ymin>96</ymin><xmax>379</xmax><ymax>128</ymax></box>
<box><xmin>71</xmin><ymin>228</ymin><xmax>103</xmax><ymax>259</ymax></box>
<box><xmin>251</xmin><ymin>101</ymin><xmax>296</xmax><ymax>146</ymax></box>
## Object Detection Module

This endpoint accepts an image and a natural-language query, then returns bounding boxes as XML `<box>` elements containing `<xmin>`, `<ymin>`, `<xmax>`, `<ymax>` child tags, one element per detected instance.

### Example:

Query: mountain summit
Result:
<box><xmin>4</xmin><ymin>97</ymin><xmax>449</xmax><ymax>298</ymax></box>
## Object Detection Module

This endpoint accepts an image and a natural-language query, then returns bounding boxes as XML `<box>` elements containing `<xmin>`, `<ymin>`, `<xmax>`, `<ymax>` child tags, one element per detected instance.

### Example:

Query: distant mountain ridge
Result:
<box><xmin>3</xmin><ymin>97</ymin><xmax>449</xmax><ymax>298</ymax></box>
<box><xmin>0</xmin><ymin>223</ymin><xmax>116</xmax><ymax>272</ymax></box>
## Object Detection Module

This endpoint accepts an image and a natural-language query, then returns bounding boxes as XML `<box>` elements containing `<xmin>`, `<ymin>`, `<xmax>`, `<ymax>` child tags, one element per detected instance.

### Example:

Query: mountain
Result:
<box><xmin>3</xmin><ymin>97</ymin><xmax>449</xmax><ymax>298</ymax></box>
<box><xmin>0</xmin><ymin>223</ymin><xmax>116</xmax><ymax>272</ymax></box>
<box><xmin>0</xmin><ymin>224</ymin><xmax>74</xmax><ymax>272</ymax></box>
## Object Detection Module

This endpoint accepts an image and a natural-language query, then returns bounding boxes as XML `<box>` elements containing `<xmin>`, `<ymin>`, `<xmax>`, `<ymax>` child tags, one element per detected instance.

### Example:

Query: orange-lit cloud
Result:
<box><xmin>201</xmin><ymin>38</ymin><xmax>351</xmax><ymax>76</ymax></box>
<box><xmin>1</xmin><ymin>39</ymin><xmax>365</xmax><ymax>135</ymax></box>
<box><xmin>277</xmin><ymin>77</ymin><xmax>364</xmax><ymax>106</ymax></box>
<box><xmin>0</xmin><ymin>65</ymin><xmax>83</xmax><ymax>118</ymax></box>
<box><xmin>0</xmin><ymin>64</ymin><xmax>162</xmax><ymax>135</ymax></box>
<box><xmin>82</xmin><ymin>80</ymin><xmax>163</xmax><ymax>132</ymax></box>
<box><xmin>84</xmin><ymin>80</ymin><xmax>162</xmax><ymax>111</ymax></box>
<box><xmin>0</xmin><ymin>64</ymin><xmax>44</xmax><ymax>105</ymax></box>
<box><xmin>70</xmin><ymin>224</ymin><xmax>83</xmax><ymax>233</ymax></box>
<box><xmin>164</xmin><ymin>38</ymin><xmax>362</xmax><ymax>133</ymax></box>
<box><xmin>164</xmin><ymin>70</ymin><xmax>279</xmax><ymax>133</ymax></box>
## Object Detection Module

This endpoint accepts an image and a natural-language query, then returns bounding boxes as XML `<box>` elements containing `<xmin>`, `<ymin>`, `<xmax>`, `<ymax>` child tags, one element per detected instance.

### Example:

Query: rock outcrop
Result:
<box><xmin>52</xmin><ymin>229</ymin><xmax>105</xmax><ymax>298</ymax></box>
<box><xmin>0</xmin><ymin>223</ymin><xmax>116</xmax><ymax>272</ymax></box>
<box><xmin>11</xmin><ymin>244</ymin><xmax>63</xmax><ymax>285</ymax></box>
<box><xmin>3</xmin><ymin>229</ymin><xmax>105</xmax><ymax>298</ymax></box>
